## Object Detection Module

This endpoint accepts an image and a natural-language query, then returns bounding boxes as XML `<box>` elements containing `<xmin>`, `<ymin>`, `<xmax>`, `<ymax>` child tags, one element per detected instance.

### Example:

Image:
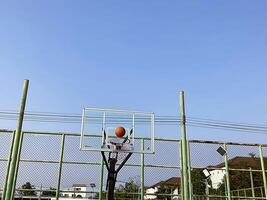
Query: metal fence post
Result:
<box><xmin>179</xmin><ymin>140</ymin><xmax>184</xmax><ymax>200</ymax></box>
<box><xmin>56</xmin><ymin>133</ymin><xmax>66</xmax><ymax>199</ymax></box>
<box><xmin>187</xmin><ymin>141</ymin><xmax>192</xmax><ymax>200</ymax></box>
<box><xmin>11</xmin><ymin>131</ymin><xmax>25</xmax><ymax>197</ymax></box>
<box><xmin>179</xmin><ymin>91</ymin><xmax>189</xmax><ymax>200</ymax></box>
<box><xmin>223</xmin><ymin>143</ymin><xmax>231</xmax><ymax>200</ymax></box>
<box><xmin>4</xmin><ymin>79</ymin><xmax>29</xmax><ymax>200</ymax></box>
<box><xmin>141</xmin><ymin>138</ymin><xmax>145</xmax><ymax>200</ymax></box>
<box><xmin>249</xmin><ymin>167</ymin><xmax>255</xmax><ymax>199</ymax></box>
<box><xmin>2</xmin><ymin>131</ymin><xmax>16</xmax><ymax>199</ymax></box>
<box><xmin>259</xmin><ymin>145</ymin><xmax>267</xmax><ymax>199</ymax></box>
<box><xmin>99</xmin><ymin>156</ymin><xmax>104</xmax><ymax>200</ymax></box>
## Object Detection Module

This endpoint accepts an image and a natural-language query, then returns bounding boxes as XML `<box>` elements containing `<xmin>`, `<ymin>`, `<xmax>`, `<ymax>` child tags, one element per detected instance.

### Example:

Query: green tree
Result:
<box><xmin>191</xmin><ymin>168</ymin><xmax>206</xmax><ymax>195</ymax></box>
<box><xmin>19</xmin><ymin>182</ymin><xmax>37</xmax><ymax>196</ymax></box>
<box><xmin>114</xmin><ymin>178</ymin><xmax>140</xmax><ymax>199</ymax></box>
<box><xmin>228</xmin><ymin>158</ymin><xmax>264</xmax><ymax>197</ymax></box>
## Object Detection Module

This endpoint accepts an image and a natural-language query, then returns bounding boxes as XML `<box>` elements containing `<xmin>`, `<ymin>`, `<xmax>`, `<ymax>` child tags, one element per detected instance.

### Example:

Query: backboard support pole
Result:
<box><xmin>101</xmin><ymin>151</ymin><xmax>132</xmax><ymax>200</ymax></box>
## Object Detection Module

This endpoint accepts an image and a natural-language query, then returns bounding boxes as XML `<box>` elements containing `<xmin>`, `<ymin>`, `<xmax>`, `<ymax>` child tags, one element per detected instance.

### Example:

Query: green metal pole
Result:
<box><xmin>179</xmin><ymin>140</ymin><xmax>184</xmax><ymax>200</ymax></box>
<box><xmin>11</xmin><ymin>131</ymin><xmax>25</xmax><ymax>198</ymax></box>
<box><xmin>56</xmin><ymin>134</ymin><xmax>66</xmax><ymax>199</ymax></box>
<box><xmin>187</xmin><ymin>141</ymin><xmax>192</xmax><ymax>200</ymax></box>
<box><xmin>99</xmin><ymin>156</ymin><xmax>104</xmax><ymax>200</ymax></box>
<box><xmin>249</xmin><ymin>167</ymin><xmax>255</xmax><ymax>199</ymax></box>
<box><xmin>223</xmin><ymin>143</ymin><xmax>231</xmax><ymax>200</ymax></box>
<box><xmin>2</xmin><ymin>131</ymin><xmax>16</xmax><ymax>199</ymax></box>
<box><xmin>205</xmin><ymin>179</ymin><xmax>209</xmax><ymax>200</ymax></box>
<box><xmin>258</xmin><ymin>145</ymin><xmax>267</xmax><ymax>199</ymax></box>
<box><xmin>4</xmin><ymin>79</ymin><xmax>29</xmax><ymax>200</ymax></box>
<box><xmin>179</xmin><ymin>91</ymin><xmax>189</xmax><ymax>200</ymax></box>
<box><xmin>141</xmin><ymin>138</ymin><xmax>145</xmax><ymax>200</ymax></box>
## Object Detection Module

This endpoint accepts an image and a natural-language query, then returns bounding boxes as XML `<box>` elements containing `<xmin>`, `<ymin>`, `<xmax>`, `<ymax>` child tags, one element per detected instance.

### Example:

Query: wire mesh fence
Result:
<box><xmin>189</xmin><ymin>141</ymin><xmax>267</xmax><ymax>200</ymax></box>
<box><xmin>1</xmin><ymin>129</ymin><xmax>267</xmax><ymax>199</ymax></box>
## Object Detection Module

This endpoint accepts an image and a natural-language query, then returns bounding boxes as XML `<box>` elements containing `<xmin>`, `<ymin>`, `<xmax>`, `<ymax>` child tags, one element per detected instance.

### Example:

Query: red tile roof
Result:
<box><xmin>150</xmin><ymin>177</ymin><xmax>181</xmax><ymax>188</ymax></box>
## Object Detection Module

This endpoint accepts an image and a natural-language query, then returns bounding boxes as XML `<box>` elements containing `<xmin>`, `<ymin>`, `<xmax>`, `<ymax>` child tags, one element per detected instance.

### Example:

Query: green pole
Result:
<box><xmin>5</xmin><ymin>79</ymin><xmax>29</xmax><ymax>200</ymax></box>
<box><xmin>179</xmin><ymin>91</ymin><xmax>189</xmax><ymax>200</ymax></box>
<box><xmin>179</xmin><ymin>141</ymin><xmax>184</xmax><ymax>200</ymax></box>
<box><xmin>223</xmin><ymin>143</ymin><xmax>231</xmax><ymax>200</ymax></box>
<box><xmin>141</xmin><ymin>138</ymin><xmax>145</xmax><ymax>200</ymax></box>
<box><xmin>11</xmin><ymin>131</ymin><xmax>25</xmax><ymax>198</ymax></box>
<box><xmin>98</xmin><ymin>156</ymin><xmax>104</xmax><ymax>200</ymax></box>
<box><xmin>249</xmin><ymin>167</ymin><xmax>255</xmax><ymax>199</ymax></box>
<box><xmin>2</xmin><ymin>131</ymin><xmax>16</xmax><ymax>199</ymax></box>
<box><xmin>56</xmin><ymin>134</ymin><xmax>66</xmax><ymax>199</ymax></box>
<box><xmin>187</xmin><ymin>141</ymin><xmax>192</xmax><ymax>200</ymax></box>
<box><xmin>259</xmin><ymin>145</ymin><xmax>267</xmax><ymax>199</ymax></box>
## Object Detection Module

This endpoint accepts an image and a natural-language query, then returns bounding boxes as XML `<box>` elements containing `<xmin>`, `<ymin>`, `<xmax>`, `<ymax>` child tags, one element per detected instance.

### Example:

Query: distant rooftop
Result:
<box><xmin>209</xmin><ymin>156</ymin><xmax>267</xmax><ymax>169</ymax></box>
<box><xmin>72</xmin><ymin>184</ymin><xmax>87</xmax><ymax>187</ymax></box>
<box><xmin>150</xmin><ymin>177</ymin><xmax>181</xmax><ymax>188</ymax></box>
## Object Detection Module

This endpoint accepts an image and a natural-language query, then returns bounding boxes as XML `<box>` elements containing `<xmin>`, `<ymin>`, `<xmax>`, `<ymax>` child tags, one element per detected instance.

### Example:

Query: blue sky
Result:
<box><xmin>1</xmin><ymin>1</ymin><xmax>267</xmax><ymax>142</ymax></box>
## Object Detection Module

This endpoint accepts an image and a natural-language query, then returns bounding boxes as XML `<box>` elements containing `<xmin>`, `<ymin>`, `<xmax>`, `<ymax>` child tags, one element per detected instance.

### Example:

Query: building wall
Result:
<box><xmin>209</xmin><ymin>169</ymin><xmax>226</xmax><ymax>189</ymax></box>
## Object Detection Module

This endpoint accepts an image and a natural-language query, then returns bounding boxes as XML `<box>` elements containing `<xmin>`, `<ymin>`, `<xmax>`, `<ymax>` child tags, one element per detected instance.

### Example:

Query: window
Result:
<box><xmin>74</xmin><ymin>187</ymin><xmax>81</xmax><ymax>191</ymax></box>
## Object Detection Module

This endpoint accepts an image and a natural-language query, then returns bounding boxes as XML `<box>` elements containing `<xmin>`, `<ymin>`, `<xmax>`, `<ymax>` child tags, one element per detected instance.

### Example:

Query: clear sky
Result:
<box><xmin>1</xmin><ymin>1</ymin><xmax>267</xmax><ymax>142</ymax></box>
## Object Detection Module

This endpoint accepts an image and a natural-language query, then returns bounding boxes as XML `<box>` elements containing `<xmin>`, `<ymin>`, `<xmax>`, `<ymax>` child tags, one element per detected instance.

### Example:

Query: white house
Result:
<box><xmin>144</xmin><ymin>187</ymin><xmax>158</xmax><ymax>200</ymax></box>
<box><xmin>51</xmin><ymin>184</ymin><xmax>92</xmax><ymax>200</ymax></box>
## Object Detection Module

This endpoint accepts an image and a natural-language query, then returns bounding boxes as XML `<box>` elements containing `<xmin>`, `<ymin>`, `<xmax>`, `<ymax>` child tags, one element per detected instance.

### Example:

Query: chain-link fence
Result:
<box><xmin>189</xmin><ymin>140</ymin><xmax>267</xmax><ymax>200</ymax></box>
<box><xmin>1</xmin><ymin>129</ymin><xmax>267</xmax><ymax>199</ymax></box>
<box><xmin>0</xmin><ymin>129</ymin><xmax>181</xmax><ymax>200</ymax></box>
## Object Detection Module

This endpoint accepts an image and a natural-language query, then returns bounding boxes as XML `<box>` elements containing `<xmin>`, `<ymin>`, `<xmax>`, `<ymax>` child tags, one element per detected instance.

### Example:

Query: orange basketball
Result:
<box><xmin>115</xmin><ymin>126</ymin><xmax>126</xmax><ymax>138</ymax></box>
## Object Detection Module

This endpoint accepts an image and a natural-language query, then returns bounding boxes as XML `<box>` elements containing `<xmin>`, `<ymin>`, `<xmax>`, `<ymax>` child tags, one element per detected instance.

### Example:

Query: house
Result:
<box><xmin>144</xmin><ymin>177</ymin><xmax>181</xmax><ymax>200</ymax></box>
<box><xmin>51</xmin><ymin>184</ymin><xmax>92</xmax><ymax>200</ymax></box>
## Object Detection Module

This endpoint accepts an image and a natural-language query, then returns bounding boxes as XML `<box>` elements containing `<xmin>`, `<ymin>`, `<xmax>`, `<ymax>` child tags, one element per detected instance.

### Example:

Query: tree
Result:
<box><xmin>114</xmin><ymin>178</ymin><xmax>140</xmax><ymax>199</ymax></box>
<box><xmin>19</xmin><ymin>182</ymin><xmax>37</xmax><ymax>196</ymax></box>
<box><xmin>41</xmin><ymin>187</ymin><xmax>56</xmax><ymax>197</ymax></box>
<box><xmin>228</xmin><ymin>158</ymin><xmax>264</xmax><ymax>196</ymax></box>
<box><xmin>190</xmin><ymin>168</ymin><xmax>206</xmax><ymax>195</ymax></box>
<box><xmin>249</xmin><ymin>152</ymin><xmax>256</xmax><ymax>158</ymax></box>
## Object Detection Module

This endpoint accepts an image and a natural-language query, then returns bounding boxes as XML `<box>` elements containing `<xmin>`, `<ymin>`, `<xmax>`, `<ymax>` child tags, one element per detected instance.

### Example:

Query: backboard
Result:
<box><xmin>80</xmin><ymin>108</ymin><xmax>155</xmax><ymax>154</ymax></box>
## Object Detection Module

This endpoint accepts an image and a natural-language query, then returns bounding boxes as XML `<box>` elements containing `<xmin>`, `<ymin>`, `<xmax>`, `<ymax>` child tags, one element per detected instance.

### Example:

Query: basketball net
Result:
<box><xmin>107</xmin><ymin>139</ymin><xmax>133</xmax><ymax>161</ymax></box>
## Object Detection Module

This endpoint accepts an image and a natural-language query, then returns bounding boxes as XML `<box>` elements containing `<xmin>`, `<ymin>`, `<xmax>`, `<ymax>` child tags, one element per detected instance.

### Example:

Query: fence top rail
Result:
<box><xmin>189</xmin><ymin>139</ymin><xmax>267</xmax><ymax>147</ymax></box>
<box><xmin>1</xmin><ymin>128</ymin><xmax>267</xmax><ymax>146</ymax></box>
<box><xmin>0</xmin><ymin>129</ymin><xmax>14</xmax><ymax>133</ymax></box>
<box><xmin>0</xmin><ymin>128</ymin><xmax>180</xmax><ymax>142</ymax></box>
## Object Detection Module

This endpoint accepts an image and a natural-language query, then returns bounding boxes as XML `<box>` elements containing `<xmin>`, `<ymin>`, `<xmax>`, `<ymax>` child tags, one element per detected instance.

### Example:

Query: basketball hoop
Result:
<box><xmin>106</xmin><ymin>137</ymin><xmax>133</xmax><ymax>161</ymax></box>
<box><xmin>80</xmin><ymin>108</ymin><xmax>155</xmax><ymax>200</ymax></box>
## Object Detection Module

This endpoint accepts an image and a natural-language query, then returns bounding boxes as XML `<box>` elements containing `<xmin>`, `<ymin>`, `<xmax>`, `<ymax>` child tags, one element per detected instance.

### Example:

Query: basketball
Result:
<box><xmin>115</xmin><ymin>126</ymin><xmax>126</xmax><ymax>138</ymax></box>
